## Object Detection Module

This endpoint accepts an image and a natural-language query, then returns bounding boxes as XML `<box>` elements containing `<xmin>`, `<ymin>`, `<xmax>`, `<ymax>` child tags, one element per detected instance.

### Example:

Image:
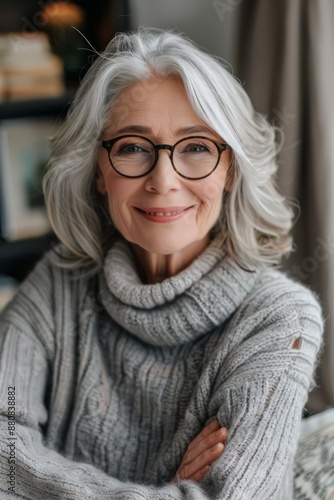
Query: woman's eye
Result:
<box><xmin>183</xmin><ymin>143</ymin><xmax>211</xmax><ymax>153</ymax></box>
<box><xmin>117</xmin><ymin>143</ymin><xmax>149</xmax><ymax>154</ymax></box>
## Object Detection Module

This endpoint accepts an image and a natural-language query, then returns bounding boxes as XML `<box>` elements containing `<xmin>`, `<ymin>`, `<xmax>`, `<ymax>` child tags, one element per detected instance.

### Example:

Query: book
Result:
<box><xmin>0</xmin><ymin>32</ymin><xmax>64</xmax><ymax>101</ymax></box>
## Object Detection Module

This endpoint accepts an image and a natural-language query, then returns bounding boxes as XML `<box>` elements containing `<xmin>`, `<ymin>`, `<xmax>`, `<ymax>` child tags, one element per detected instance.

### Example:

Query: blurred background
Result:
<box><xmin>0</xmin><ymin>0</ymin><xmax>333</xmax><ymax>413</ymax></box>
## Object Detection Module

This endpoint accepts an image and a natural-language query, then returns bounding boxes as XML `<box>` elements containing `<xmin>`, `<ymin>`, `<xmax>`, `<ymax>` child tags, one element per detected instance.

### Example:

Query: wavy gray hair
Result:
<box><xmin>43</xmin><ymin>27</ymin><xmax>293</xmax><ymax>275</ymax></box>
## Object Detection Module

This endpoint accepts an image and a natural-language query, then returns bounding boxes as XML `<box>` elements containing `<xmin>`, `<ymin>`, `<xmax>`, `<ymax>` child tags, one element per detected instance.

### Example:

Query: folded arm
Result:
<box><xmin>0</xmin><ymin>288</ymin><xmax>323</xmax><ymax>499</ymax></box>
<box><xmin>0</xmin><ymin>322</ymin><xmax>223</xmax><ymax>499</ymax></box>
<box><xmin>200</xmin><ymin>297</ymin><xmax>324</xmax><ymax>498</ymax></box>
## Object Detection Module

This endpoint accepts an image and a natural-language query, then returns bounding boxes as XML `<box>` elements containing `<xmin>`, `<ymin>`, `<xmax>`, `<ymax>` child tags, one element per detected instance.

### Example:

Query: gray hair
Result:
<box><xmin>43</xmin><ymin>27</ymin><xmax>293</xmax><ymax>276</ymax></box>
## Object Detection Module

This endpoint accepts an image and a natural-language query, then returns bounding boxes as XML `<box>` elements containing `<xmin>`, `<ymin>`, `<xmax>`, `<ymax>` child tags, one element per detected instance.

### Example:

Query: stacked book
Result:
<box><xmin>0</xmin><ymin>32</ymin><xmax>64</xmax><ymax>101</ymax></box>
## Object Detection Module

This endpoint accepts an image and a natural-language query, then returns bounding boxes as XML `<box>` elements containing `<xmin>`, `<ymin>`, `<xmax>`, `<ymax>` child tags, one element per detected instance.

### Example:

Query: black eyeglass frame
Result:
<box><xmin>100</xmin><ymin>134</ymin><xmax>231</xmax><ymax>180</ymax></box>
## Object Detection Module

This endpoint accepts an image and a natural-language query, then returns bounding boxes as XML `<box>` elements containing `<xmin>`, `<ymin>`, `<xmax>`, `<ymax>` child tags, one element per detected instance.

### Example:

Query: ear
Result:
<box><xmin>96</xmin><ymin>165</ymin><xmax>107</xmax><ymax>194</ymax></box>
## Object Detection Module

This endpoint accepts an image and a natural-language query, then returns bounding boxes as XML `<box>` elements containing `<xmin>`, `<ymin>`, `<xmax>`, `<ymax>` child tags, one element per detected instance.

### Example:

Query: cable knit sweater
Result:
<box><xmin>0</xmin><ymin>234</ymin><xmax>323</xmax><ymax>499</ymax></box>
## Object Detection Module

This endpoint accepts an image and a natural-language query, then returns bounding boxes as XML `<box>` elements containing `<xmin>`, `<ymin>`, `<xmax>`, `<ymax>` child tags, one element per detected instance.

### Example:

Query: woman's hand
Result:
<box><xmin>171</xmin><ymin>419</ymin><xmax>227</xmax><ymax>483</ymax></box>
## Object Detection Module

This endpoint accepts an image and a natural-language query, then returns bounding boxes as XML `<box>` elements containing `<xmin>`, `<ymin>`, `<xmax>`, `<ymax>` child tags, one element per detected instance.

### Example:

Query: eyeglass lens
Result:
<box><xmin>109</xmin><ymin>136</ymin><xmax>220</xmax><ymax>179</ymax></box>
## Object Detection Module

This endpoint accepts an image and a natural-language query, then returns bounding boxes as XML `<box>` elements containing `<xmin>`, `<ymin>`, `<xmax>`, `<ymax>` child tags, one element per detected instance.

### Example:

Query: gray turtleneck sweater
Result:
<box><xmin>0</xmin><ymin>235</ymin><xmax>323</xmax><ymax>499</ymax></box>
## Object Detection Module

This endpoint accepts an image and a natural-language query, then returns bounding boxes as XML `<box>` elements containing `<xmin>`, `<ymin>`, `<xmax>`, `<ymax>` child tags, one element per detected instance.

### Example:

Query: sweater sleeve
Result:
<box><xmin>0</xmin><ymin>263</ymin><xmax>263</xmax><ymax>500</ymax></box>
<box><xmin>0</xmin><ymin>319</ymin><xmax>211</xmax><ymax>500</ymax></box>
<box><xmin>200</xmin><ymin>288</ymin><xmax>324</xmax><ymax>499</ymax></box>
<box><xmin>0</xmin><ymin>257</ymin><xmax>213</xmax><ymax>500</ymax></box>
<box><xmin>0</xmin><ymin>266</ymin><xmax>323</xmax><ymax>499</ymax></box>
<box><xmin>0</xmin><ymin>320</ymin><xmax>266</xmax><ymax>500</ymax></box>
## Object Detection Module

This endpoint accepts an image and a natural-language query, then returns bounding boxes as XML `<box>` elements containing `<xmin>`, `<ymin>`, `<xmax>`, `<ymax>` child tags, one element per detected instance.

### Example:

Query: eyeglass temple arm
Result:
<box><xmin>218</xmin><ymin>143</ymin><xmax>231</xmax><ymax>152</ymax></box>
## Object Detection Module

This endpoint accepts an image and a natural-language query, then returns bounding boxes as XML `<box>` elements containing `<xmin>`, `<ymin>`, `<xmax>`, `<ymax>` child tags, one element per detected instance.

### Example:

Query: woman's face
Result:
<box><xmin>97</xmin><ymin>75</ymin><xmax>231</xmax><ymax>256</ymax></box>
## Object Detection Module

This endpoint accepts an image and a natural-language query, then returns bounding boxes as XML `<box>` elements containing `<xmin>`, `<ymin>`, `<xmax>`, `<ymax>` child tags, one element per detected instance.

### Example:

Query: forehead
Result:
<box><xmin>104</xmin><ymin>75</ymin><xmax>211</xmax><ymax>136</ymax></box>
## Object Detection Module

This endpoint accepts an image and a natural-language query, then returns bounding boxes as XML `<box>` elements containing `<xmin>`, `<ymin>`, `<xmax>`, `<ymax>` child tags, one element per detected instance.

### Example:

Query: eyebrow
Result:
<box><xmin>113</xmin><ymin>125</ymin><xmax>217</xmax><ymax>137</ymax></box>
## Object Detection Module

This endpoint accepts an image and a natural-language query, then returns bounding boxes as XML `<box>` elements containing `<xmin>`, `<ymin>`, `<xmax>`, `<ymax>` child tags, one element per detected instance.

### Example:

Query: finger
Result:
<box><xmin>186</xmin><ymin>419</ymin><xmax>220</xmax><ymax>452</ymax></box>
<box><xmin>182</xmin><ymin>442</ymin><xmax>224</xmax><ymax>480</ymax></box>
<box><xmin>197</xmin><ymin>426</ymin><xmax>228</xmax><ymax>449</ymax></box>
<box><xmin>183</xmin><ymin>426</ymin><xmax>227</xmax><ymax>466</ymax></box>
<box><xmin>188</xmin><ymin>465</ymin><xmax>209</xmax><ymax>483</ymax></box>
<box><xmin>172</xmin><ymin>442</ymin><xmax>224</xmax><ymax>483</ymax></box>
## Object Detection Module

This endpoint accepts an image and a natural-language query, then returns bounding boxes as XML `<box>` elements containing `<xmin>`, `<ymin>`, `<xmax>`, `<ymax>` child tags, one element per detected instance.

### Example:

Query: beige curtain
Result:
<box><xmin>237</xmin><ymin>0</ymin><xmax>334</xmax><ymax>412</ymax></box>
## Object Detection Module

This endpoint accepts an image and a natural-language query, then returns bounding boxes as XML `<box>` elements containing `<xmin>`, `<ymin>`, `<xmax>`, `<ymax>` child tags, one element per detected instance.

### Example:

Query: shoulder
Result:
<box><xmin>0</xmin><ymin>244</ymin><xmax>96</xmax><ymax>344</ymax></box>
<box><xmin>1</xmin><ymin>248</ymin><xmax>55</xmax><ymax>321</ymax></box>
<box><xmin>242</xmin><ymin>265</ymin><xmax>323</xmax><ymax>328</ymax></box>
<box><xmin>3</xmin><ymin>244</ymin><xmax>70</xmax><ymax>312</ymax></box>
<box><xmin>254</xmin><ymin>267</ymin><xmax>324</xmax><ymax>358</ymax></box>
<box><xmin>221</xmin><ymin>266</ymin><xmax>324</xmax><ymax>387</ymax></box>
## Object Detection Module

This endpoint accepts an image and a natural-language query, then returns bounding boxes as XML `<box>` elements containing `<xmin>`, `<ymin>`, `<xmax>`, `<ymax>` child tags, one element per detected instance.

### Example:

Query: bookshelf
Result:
<box><xmin>0</xmin><ymin>233</ymin><xmax>58</xmax><ymax>280</ymax></box>
<box><xmin>0</xmin><ymin>91</ymin><xmax>75</xmax><ymax>281</ymax></box>
<box><xmin>0</xmin><ymin>0</ymin><xmax>131</xmax><ymax>284</ymax></box>
<box><xmin>0</xmin><ymin>90</ymin><xmax>75</xmax><ymax>120</ymax></box>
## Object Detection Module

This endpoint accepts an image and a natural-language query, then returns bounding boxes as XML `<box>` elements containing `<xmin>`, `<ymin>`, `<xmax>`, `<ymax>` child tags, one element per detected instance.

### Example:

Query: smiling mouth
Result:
<box><xmin>138</xmin><ymin>209</ymin><xmax>185</xmax><ymax>216</ymax></box>
<box><xmin>135</xmin><ymin>207</ymin><xmax>193</xmax><ymax>216</ymax></box>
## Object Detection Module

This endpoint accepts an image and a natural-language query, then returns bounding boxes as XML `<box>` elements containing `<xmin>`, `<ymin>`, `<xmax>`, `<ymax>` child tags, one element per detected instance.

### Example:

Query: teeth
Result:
<box><xmin>144</xmin><ymin>211</ymin><xmax>182</xmax><ymax>216</ymax></box>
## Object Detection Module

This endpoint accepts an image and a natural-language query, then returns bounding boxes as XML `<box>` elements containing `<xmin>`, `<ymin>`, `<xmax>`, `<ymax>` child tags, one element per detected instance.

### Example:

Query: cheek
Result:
<box><xmin>197</xmin><ymin>170</ymin><xmax>226</xmax><ymax>206</ymax></box>
<box><xmin>104</xmin><ymin>179</ymin><xmax>140</xmax><ymax>226</ymax></box>
<box><xmin>106</xmin><ymin>185</ymin><xmax>127</xmax><ymax>218</ymax></box>
<box><xmin>106</xmin><ymin>196</ymin><xmax>131</xmax><ymax>234</ymax></box>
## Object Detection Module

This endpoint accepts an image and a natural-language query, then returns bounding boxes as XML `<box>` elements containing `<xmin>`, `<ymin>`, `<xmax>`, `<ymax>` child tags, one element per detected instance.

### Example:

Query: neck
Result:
<box><xmin>129</xmin><ymin>235</ymin><xmax>211</xmax><ymax>284</ymax></box>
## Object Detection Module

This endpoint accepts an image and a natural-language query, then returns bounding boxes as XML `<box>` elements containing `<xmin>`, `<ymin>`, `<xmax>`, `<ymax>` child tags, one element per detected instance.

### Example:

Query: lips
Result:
<box><xmin>134</xmin><ymin>205</ymin><xmax>194</xmax><ymax>222</ymax></box>
<box><xmin>140</xmin><ymin>209</ymin><xmax>185</xmax><ymax>216</ymax></box>
<box><xmin>135</xmin><ymin>206</ymin><xmax>192</xmax><ymax>216</ymax></box>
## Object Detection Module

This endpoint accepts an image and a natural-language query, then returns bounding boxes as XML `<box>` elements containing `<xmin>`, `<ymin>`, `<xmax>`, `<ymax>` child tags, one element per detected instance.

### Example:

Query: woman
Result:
<box><xmin>0</xmin><ymin>28</ymin><xmax>323</xmax><ymax>499</ymax></box>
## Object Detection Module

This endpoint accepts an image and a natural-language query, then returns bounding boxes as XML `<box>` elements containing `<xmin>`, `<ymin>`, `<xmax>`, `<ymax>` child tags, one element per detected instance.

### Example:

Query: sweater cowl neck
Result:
<box><xmin>99</xmin><ymin>235</ymin><xmax>259</xmax><ymax>346</ymax></box>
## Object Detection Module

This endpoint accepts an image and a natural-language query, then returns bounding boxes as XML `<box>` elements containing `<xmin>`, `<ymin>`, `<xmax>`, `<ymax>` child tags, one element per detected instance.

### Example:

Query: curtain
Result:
<box><xmin>237</xmin><ymin>0</ymin><xmax>334</xmax><ymax>412</ymax></box>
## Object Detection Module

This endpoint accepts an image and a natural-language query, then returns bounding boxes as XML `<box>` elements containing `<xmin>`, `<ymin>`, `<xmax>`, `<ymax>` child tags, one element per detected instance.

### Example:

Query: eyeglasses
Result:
<box><xmin>101</xmin><ymin>135</ymin><xmax>231</xmax><ymax>180</ymax></box>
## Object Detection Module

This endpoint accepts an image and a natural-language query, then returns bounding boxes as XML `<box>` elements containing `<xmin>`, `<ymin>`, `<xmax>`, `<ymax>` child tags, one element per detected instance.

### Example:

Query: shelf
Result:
<box><xmin>0</xmin><ymin>91</ymin><xmax>74</xmax><ymax>280</ymax></box>
<box><xmin>0</xmin><ymin>233</ymin><xmax>59</xmax><ymax>280</ymax></box>
<box><xmin>0</xmin><ymin>0</ymin><xmax>132</xmax><ymax>284</ymax></box>
<box><xmin>0</xmin><ymin>90</ymin><xmax>76</xmax><ymax>120</ymax></box>
<box><xmin>0</xmin><ymin>233</ymin><xmax>58</xmax><ymax>261</ymax></box>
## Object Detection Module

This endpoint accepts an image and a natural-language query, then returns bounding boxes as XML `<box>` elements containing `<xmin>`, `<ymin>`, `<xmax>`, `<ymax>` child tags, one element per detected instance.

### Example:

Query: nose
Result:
<box><xmin>144</xmin><ymin>148</ymin><xmax>182</xmax><ymax>194</ymax></box>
